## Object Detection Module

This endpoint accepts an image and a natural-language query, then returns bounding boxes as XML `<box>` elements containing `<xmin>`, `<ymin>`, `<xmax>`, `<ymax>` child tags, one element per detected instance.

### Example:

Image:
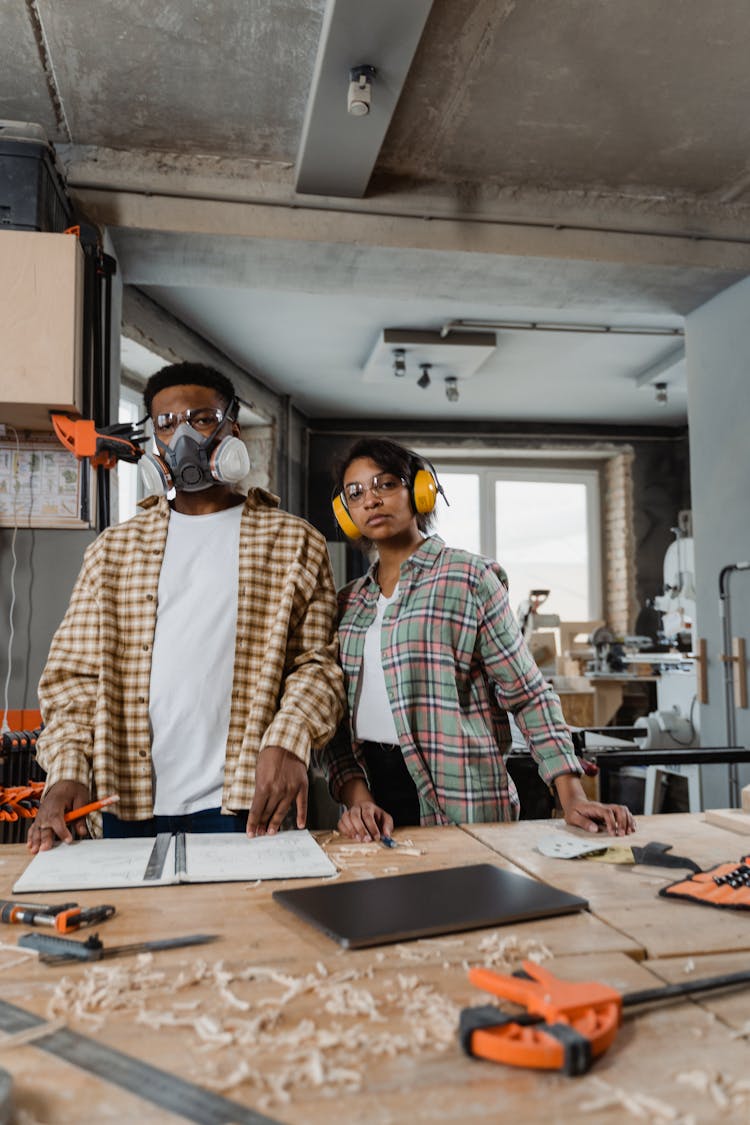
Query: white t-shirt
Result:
<box><xmin>354</xmin><ymin>585</ymin><xmax>400</xmax><ymax>744</ymax></box>
<box><xmin>149</xmin><ymin>503</ymin><xmax>243</xmax><ymax>815</ymax></box>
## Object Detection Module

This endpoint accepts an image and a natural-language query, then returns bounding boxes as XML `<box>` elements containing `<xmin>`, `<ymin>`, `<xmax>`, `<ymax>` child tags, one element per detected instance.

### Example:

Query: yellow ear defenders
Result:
<box><xmin>331</xmin><ymin>453</ymin><xmax>442</xmax><ymax>540</ymax></box>
<box><xmin>332</xmin><ymin>491</ymin><xmax>361</xmax><ymax>540</ymax></box>
<box><xmin>411</xmin><ymin>466</ymin><xmax>439</xmax><ymax>514</ymax></box>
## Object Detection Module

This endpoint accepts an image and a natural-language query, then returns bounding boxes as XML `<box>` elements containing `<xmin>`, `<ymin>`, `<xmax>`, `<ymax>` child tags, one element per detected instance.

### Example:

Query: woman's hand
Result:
<box><xmin>554</xmin><ymin>774</ymin><xmax>636</xmax><ymax>836</ymax></box>
<box><xmin>338</xmin><ymin>779</ymin><xmax>394</xmax><ymax>842</ymax></box>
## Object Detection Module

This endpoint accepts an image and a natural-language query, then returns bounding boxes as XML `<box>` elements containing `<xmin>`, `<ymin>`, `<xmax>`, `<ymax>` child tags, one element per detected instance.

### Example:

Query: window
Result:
<box><xmin>116</xmin><ymin>386</ymin><xmax>144</xmax><ymax>523</ymax></box>
<box><xmin>428</xmin><ymin>463</ymin><xmax>601</xmax><ymax>622</ymax></box>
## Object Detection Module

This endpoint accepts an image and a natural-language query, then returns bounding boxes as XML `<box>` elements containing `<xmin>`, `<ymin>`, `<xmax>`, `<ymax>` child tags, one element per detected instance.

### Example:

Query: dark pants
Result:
<box><xmin>102</xmin><ymin>807</ymin><xmax>247</xmax><ymax>838</ymax></box>
<box><xmin>361</xmin><ymin>741</ymin><xmax>420</xmax><ymax>827</ymax></box>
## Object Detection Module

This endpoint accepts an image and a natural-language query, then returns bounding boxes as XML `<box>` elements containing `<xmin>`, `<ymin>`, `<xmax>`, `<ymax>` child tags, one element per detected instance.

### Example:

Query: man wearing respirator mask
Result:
<box><xmin>30</xmin><ymin>363</ymin><xmax>344</xmax><ymax>850</ymax></box>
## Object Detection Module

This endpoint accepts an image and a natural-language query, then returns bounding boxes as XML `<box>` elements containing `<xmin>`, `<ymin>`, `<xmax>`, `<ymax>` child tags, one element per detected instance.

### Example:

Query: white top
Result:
<box><xmin>149</xmin><ymin>503</ymin><xmax>243</xmax><ymax>814</ymax></box>
<box><xmin>354</xmin><ymin>585</ymin><xmax>400</xmax><ymax>744</ymax></box>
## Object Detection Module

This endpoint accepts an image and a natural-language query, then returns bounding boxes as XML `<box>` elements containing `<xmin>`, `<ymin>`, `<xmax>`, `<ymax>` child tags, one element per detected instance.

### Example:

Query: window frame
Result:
<box><xmin>427</xmin><ymin>460</ymin><xmax>603</xmax><ymax>621</ymax></box>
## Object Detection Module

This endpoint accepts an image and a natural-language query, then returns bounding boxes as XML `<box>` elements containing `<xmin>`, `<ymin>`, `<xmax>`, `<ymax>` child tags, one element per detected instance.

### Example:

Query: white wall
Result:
<box><xmin>686</xmin><ymin>276</ymin><xmax>750</xmax><ymax>803</ymax></box>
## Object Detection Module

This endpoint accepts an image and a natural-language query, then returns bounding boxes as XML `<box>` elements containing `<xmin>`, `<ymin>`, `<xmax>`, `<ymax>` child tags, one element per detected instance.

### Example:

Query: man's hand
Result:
<box><xmin>27</xmin><ymin>780</ymin><xmax>91</xmax><ymax>853</ymax></box>
<box><xmin>246</xmin><ymin>745</ymin><xmax>308</xmax><ymax>837</ymax></box>
<box><xmin>337</xmin><ymin>779</ymin><xmax>394</xmax><ymax>842</ymax></box>
<box><xmin>554</xmin><ymin>773</ymin><xmax>636</xmax><ymax>836</ymax></box>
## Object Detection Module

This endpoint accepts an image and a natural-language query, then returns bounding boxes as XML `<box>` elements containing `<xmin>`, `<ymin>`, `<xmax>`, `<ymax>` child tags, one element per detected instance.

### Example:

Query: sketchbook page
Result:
<box><xmin>11</xmin><ymin>836</ymin><xmax>176</xmax><ymax>894</ymax></box>
<box><xmin>182</xmin><ymin>829</ymin><xmax>337</xmax><ymax>884</ymax></box>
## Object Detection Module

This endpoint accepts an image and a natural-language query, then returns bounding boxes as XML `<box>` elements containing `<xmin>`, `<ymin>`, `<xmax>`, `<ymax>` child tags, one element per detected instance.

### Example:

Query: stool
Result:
<box><xmin>643</xmin><ymin>763</ymin><xmax>702</xmax><ymax>814</ymax></box>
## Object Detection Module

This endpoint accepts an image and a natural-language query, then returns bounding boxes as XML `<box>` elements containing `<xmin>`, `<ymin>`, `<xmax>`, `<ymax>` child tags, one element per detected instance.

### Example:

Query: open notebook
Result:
<box><xmin>12</xmin><ymin>829</ymin><xmax>336</xmax><ymax>894</ymax></box>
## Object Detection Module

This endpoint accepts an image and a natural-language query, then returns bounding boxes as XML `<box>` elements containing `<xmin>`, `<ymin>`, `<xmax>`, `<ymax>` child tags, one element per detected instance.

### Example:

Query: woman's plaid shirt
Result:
<box><xmin>322</xmin><ymin>536</ymin><xmax>581</xmax><ymax>825</ymax></box>
<box><xmin>37</xmin><ymin>491</ymin><xmax>345</xmax><ymax>821</ymax></box>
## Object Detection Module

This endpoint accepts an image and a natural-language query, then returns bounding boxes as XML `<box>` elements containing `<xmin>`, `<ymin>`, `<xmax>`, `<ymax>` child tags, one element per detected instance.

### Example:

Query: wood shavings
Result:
<box><xmin>331</xmin><ymin>844</ymin><xmax>382</xmax><ymax>856</ymax></box>
<box><xmin>677</xmin><ymin>1070</ymin><xmax>750</xmax><ymax>1110</ymax></box>
<box><xmin>14</xmin><ymin>1111</ymin><xmax>47</xmax><ymax>1125</ymax></box>
<box><xmin>474</xmin><ymin>932</ymin><xmax>552</xmax><ymax>970</ymax></box>
<box><xmin>580</xmin><ymin>1077</ymin><xmax>685</xmax><ymax>1122</ymax></box>
<box><xmin>683</xmin><ymin>958</ymin><xmax>695</xmax><ymax>974</ymax></box>
<box><xmin>729</xmin><ymin>1019</ymin><xmax>750</xmax><ymax>1039</ymax></box>
<box><xmin>0</xmin><ymin>1018</ymin><xmax>67</xmax><ymax>1051</ymax></box>
<box><xmin>47</xmin><ymin>952</ymin><xmax>221</xmax><ymax>1031</ymax></box>
<box><xmin>44</xmin><ymin>948</ymin><xmax>465</xmax><ymax>1110</ymax></box>
<box><xmin>0</xmin><ymin>940</ymin><xmax>39</xmax><ymax>971</ymax></box>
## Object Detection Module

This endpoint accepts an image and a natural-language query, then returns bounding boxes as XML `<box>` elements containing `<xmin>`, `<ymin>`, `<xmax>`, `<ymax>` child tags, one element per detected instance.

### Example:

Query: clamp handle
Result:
<box><xmin>461</xmin><ymin>962</ymin><xmax>622</xmax><ymax>1075</ymax></box>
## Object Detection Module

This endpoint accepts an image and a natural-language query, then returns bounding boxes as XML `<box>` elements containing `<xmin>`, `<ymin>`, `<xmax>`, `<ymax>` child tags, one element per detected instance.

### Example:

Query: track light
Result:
<box><xmin>445</xmin><ymin>376</ymin><xmax>459</xmax><ymax>403</ymax></box>
<box><xmin>417</xmin><ymin>363</ymin><xmax>431</xmax><ymax>389</ymax></box>
<box><xmin>348</xmin><ymin>65</ymin><xmax>376</xmax><ymax>116</ymax></box>
<box><xmin>392</xmin><ymin>348</ymin><xmax>406</xmax><ymax>377</ymax></box>
<box><xmin>654</xmin><ymin>382</ymin><xmax>668</xmax><ymax>405</ymax></box>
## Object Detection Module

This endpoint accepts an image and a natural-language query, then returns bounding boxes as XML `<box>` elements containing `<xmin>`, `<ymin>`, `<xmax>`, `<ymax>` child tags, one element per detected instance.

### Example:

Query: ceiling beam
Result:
<box><xmin>634</xmin><ymin>345</ymin><xmax>686</xmax><ymax>387</ymax></box>
<box><xmin>74</xmin><ymin>187</ymin><xmax>750</xmax><ymax>275</ymax></box>
<box><xmin>295</xmin><ymin>0</ymin><xmax>434</xmax><ymax>198</ymax></box>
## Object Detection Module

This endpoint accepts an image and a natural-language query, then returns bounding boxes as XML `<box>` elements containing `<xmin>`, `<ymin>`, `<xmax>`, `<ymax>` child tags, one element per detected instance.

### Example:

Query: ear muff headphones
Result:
<box><xmin>411</xmin><ymin>466</ymin><xmax>439</xmax><ymax>514</ymax></box>
<box><xmin>332</xmin><ymin>492</ymin><xmax>361</xmax><ymax>540</ymax></box>
<box><xmin>331</xmin><ymin>452</ymin><xmax>443</xmax><ymax>539</ymax></box>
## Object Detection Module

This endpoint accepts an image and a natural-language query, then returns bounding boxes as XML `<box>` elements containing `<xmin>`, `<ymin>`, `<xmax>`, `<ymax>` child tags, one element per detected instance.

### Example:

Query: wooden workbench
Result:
<box><xmin>0</xmin><ymin>818</ymin><xmax>749</xmax><ymax>1123</ymax></box>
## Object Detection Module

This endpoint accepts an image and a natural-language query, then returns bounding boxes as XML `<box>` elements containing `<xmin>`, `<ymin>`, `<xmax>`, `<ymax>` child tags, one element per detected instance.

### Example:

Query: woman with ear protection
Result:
<box><xmin>319</xmin><ymin>437</ymin><xmax>635</xmax><ymax>840</ymax></box>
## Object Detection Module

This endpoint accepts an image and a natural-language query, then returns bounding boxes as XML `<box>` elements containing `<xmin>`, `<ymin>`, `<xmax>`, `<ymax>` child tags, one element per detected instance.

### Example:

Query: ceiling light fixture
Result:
<box><xmin>347</xmin><ymin>65</ymin><xmax>376</xmax><ymax>116</ymax></box>
<box><xmin>654</xmin><ymin>382</ymin><xmax>668</xmax><ymax>404</ymax></box>
<box><xmin>445</xmin><ymin>376</ymin><xmax>459</xmax><ymax>403</ymax></box>
<box><xmin>417</xmin><ymin>363</ymin><xmax>431</xmax><ymax>389</ymax></box>
<box><xmin>364</xmin><ymin>329</ymin><xmax>495</xmax><ymax>386</ymax></box>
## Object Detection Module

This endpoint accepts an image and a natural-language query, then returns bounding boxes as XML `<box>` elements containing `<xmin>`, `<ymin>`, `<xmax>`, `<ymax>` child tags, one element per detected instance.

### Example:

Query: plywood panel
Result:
<box><xmin>465</xmin><ymin>814</ymin><xmax>750</xmax><ymax>959</ymax></box>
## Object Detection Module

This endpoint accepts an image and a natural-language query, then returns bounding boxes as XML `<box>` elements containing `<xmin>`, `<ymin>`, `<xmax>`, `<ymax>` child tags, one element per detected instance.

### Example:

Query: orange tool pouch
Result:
<box><xmin>659</xmin><ymin>855</ymin><xmax>750</xmax><ymax>909</ymax></box>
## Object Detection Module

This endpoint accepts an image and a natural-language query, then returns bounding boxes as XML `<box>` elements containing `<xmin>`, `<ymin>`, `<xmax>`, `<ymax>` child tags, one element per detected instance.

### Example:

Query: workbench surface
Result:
<box><xmin>0</xmin><ymin>816</ymin><xmax>748</xmax><ymax>1124</ymax></box>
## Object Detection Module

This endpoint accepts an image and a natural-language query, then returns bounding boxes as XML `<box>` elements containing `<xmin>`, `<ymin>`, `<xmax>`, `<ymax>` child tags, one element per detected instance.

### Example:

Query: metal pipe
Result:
<box><xmin>719</xmin><ymin>561</ymin><xmax>750</xmax><ymax>805</ymax></box>
<box><xmin>65</xmin><ymin>178</ymin><xmax>750</xmax><ymax>251</ymax></box>
<box><xmin>440</xmin><ymin>318</ymin><xmax>684</xmax><ymax>339</ymax></box>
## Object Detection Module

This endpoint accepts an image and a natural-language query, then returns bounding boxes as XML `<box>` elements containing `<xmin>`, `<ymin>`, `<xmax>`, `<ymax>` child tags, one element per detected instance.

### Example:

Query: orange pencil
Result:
<box><xmin>64</xmin><ymin>795</ymin><xmax>120</xmax><ymax>823</ymax></box>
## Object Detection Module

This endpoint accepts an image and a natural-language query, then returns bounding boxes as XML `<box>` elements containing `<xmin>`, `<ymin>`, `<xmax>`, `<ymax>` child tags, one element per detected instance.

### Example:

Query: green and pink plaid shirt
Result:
<box><xmin>321</xmin><ymin>536</ymin><xmax>581</xmax><ymax>825</ymax></box>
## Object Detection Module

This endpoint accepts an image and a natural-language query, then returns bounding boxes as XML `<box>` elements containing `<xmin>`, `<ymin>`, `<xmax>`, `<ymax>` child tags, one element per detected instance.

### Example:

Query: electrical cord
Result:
<box><xmin>665</xmin><ymin>692</ymin><xmax>698</xmax><ymax>746</ymax></box>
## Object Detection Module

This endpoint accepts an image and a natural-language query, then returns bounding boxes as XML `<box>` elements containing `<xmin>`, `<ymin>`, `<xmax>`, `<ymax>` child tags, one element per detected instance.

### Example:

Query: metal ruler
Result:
<box><xmin>143</xmin><ymin>831</ymin><xmax>174</xmax><ymax>881</ymax></box>
<box><xmin>0</xmin><ymin>998</ymin><xmax>278</xmax><ymax>1124</ymax></box>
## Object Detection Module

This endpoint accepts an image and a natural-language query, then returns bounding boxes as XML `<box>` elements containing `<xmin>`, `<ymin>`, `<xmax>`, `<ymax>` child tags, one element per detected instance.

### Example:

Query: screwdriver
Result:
<box><xmin>1</xmin><ymin>900</ymin><xmax>76</xmax><ymax>926</ymax></box>
<box><xmin>0</xmin><ymin>900</ymin><xmax>115</xmax><ymax>933</ymax></box>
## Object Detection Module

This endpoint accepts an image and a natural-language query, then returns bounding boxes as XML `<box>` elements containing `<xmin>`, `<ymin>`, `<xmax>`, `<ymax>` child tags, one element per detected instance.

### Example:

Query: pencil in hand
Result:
<box><xmin>63</xmin><ymin>795</ymin><xmax>120</xmax><ymax>824</ymax></box>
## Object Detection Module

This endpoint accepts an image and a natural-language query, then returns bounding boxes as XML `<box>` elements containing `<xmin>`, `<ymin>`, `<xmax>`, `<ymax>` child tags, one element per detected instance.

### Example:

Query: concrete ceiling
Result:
<box><xmin>4</xmin><ymin>0</ymin><xmax>750</xmax><ymax>426</ymax></box>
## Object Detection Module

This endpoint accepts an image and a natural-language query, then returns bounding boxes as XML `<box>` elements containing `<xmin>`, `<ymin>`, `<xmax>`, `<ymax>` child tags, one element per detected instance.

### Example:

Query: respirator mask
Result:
<box><xmin>139</xmin><ymin>398</ymin><xmax>251</xmax><ymax>496</ymax></box>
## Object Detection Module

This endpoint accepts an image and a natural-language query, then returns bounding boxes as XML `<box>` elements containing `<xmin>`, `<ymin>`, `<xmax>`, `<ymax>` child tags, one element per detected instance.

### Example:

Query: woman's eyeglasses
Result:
<box><xmin>343</xmin><ymin>473</ymin><xmax>407</xmax><ymax>506</ymax></box>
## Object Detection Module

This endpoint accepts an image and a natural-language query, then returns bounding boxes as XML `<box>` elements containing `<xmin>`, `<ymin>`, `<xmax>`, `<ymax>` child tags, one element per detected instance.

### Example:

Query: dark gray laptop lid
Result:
<box><xmin>272</xmin><ymin>863</ymin><xmax>587</xmax><ymax>948</ymax></box>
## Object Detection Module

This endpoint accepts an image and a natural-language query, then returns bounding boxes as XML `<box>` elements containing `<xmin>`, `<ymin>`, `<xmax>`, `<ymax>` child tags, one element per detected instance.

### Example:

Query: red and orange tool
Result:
<box><xmin>460</xmin><ymin>961</ymin><xmax>750</xmax><ymax>1076</ymax></box>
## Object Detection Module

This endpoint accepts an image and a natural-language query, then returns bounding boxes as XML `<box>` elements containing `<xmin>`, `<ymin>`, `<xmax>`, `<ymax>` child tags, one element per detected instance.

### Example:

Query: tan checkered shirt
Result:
<box><xmin>37</xmin><ymin>490</ymin><xmax>345</xmax><ymax>820</ymax></box>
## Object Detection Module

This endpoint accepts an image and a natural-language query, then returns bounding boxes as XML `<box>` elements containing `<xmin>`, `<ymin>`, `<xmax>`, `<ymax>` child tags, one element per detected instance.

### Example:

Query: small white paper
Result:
<box><xmin>536</xmin><ymin>834</ymin><xmax>610</xmax><ymax>860</ymax></box>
